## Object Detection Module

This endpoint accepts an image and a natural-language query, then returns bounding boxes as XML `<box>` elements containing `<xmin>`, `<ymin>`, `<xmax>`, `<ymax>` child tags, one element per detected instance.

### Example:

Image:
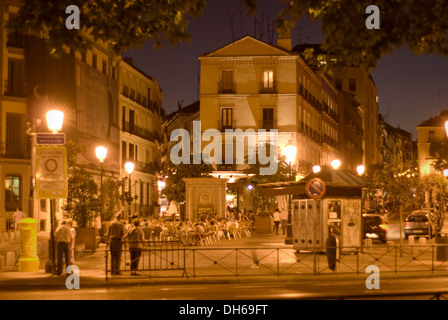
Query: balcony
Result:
<box><xmin>123</xmin><ymin>122</ymin><xmax>156</xmax><ymax>142</ymax></box>
<box><xmin>259</xmin><ymin>81</ymin><xmax>277</xmax><ymax>94</ymax></box>
<box><xmin>4</xmin><ymin>80</ymin><xmax>26</xmax><ymax>98</ymax></box>
<box><xmin>218</xmin><ymin>81</ymin><xmax>236</xmax><ymax>94</ymax></box>
<box><xmin>258</xmin><ymin>120</ymin><xmax>277</xmax><ymax>131</ymax></box>
<box><xmin>0</xmin><ymin>142</ymin><xmax>28</xmax><ymax>159</ymax></box>
<box><xmin>218</xmin><ymin>120</ymin><xmax>236</xmax><ymax>132</ymax></box>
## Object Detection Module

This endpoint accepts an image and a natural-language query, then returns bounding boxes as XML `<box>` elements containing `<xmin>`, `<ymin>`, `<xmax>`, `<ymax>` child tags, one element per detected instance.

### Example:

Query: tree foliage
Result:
<box><xmin>11</xmin><ymin>0</ymin><xmax>448</xmax><ymax>68</ymax></box>
<box><xmin>62</xmin><ymin>140</ymin><xmax>100</xmax><ymax>227</ymax></box>
<box><xmin>10</xmin><ymin>0</ymin><xmax>207</xmax><ymax>56</ymax></box>
<box><xmin>429</xmin><ymin>138</ymin><xmax>448</xmax><ymax>172</ymax></box>
<box><xmin>280</xmin><ymin>0</ymin><xmax>448</xmax><ymax>71</ymax></box>
<box><xmin>160</xmin><ymin>160</ymin><xmax>213</xmax><ymax>203</ymax></box>
<box><xmin>243</xmin><ymin>150</ymin><xmax>292</xmax><ymax>215</ymax></box>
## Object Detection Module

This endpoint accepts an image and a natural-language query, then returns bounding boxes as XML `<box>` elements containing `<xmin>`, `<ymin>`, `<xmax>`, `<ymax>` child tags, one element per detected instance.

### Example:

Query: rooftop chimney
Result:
<box><xmin>276</xmin><ymin>21</ymin><xmax>292</xmax><ymax>51</ymax></box>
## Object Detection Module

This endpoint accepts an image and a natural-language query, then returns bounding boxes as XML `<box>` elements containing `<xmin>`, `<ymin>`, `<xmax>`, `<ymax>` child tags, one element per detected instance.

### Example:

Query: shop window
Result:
<box><xmin>5</xmin><ymin>175</ymin><xmax>21</xmax><ymax>211</ymax></box>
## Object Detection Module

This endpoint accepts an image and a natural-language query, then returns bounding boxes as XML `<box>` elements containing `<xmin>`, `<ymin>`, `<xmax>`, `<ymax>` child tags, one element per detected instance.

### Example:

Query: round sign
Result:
<box><xmin>305</xmin><ymin>178</ymin><xmax>326</xmax><ymax>199</ymax></box>
<box><xmin>44</xmin><ymin>159</ymin><xmax>58</xmax><ymax>173</ymax></box>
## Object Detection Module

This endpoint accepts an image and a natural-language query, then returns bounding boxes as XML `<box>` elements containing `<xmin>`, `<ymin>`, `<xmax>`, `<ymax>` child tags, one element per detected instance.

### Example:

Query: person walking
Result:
<box><xmin>66</xmin><ymin>219</ymin><xmax>77</xmax><ymax>263</ymax></box>
<box><xmin>125</xmin><ymin>219</ymin><xmax>144</xmax><ymax>275</ymax></box>
<box><xmin>12</xmin><ymin>207</ymin><xmax>26</xmax><ymax>233</ymax></box>
<box><xmin>280</xmin><ymin>209</ymin><xmax>288</xmax><ymax>236</ymax></box>
<box><xmin>273</xmin><ymin>208</ymin><xmax>281</xmax><ymax>235</ymax></box>
<box><xmin>325</xmin><ymin>228</ymin><xmax>338</xmax><ymax>272</ymax></box>
<box><xmin>107</xmin><ymin>213</ymin><xmax>126</xmax><ymax>275</ymax></box>
<box><xmin>55</xmin><ymin>220</ymin><xmax>73</xmax><ymax>275</ymax></box>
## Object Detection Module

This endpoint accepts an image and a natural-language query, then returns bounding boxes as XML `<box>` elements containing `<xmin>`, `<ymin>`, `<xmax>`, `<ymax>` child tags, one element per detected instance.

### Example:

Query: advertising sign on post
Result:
<box><xmin>35</xmin><ymin>146</ymin><xmax>68</xmax><ymax>199</ymax></box>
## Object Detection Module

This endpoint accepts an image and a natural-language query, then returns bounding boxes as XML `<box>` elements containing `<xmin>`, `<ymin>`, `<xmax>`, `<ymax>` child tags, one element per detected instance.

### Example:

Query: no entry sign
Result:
<box><xmin>35</xmin><ymin>146</ymin><xmax>68</xmax><ymax>199</ymax></box>
<box><xmin>305</xmin><ymin>178</ymin><xmax>326</xmax><ymax>199</ymax></box>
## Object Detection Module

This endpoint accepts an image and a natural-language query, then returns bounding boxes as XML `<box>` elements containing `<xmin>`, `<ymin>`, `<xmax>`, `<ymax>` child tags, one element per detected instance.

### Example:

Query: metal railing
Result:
<box><xmin>105</xmin><ymin>241</ymin><xmax>448</xmax><ymax>280</ymax></box>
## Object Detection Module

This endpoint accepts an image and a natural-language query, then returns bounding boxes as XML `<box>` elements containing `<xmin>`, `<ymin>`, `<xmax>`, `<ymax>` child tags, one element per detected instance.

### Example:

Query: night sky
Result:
<box><xmin>123</xmin><ymin>0</ymin><xmax>448</xmax><ymax>140</ymax></box>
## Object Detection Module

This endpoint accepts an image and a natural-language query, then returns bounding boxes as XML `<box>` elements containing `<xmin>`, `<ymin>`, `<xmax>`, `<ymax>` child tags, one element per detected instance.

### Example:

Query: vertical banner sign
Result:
<box><xmin>36</xmin><ymin>146</ymin><xmax>68</xmax><ymax>199</ymax></box>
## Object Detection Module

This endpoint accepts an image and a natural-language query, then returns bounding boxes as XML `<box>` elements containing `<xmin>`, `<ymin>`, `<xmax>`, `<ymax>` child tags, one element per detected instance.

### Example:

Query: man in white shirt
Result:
<box><xmin>12</xmin><ymin>208</ymin><xmax>26</xmax><ymax>232</ymax></box>
<box><xmin>55</xmin><ymin>220</ymin><xmax>73</xmax><ymax>275</ymax></box>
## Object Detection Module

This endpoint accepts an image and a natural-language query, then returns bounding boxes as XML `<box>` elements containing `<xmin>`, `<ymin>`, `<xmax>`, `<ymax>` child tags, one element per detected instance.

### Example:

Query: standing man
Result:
<box><xmin>325</xmin><ymin>228</ymin><xmax>337</xmax><ymax>272</ymax></box>
<box><xmin>55</xmin><ymin>220</ymin><xmax>73</xmax><ymax>275</ymax></box>
<box><xmin>12</xmin><ymin>207</ymin><xmax>26</xmax><ymax>233</ymax></box>
<box><xmin>273</xmin><ymin>208</ymin><xmax>281</xmax><ymax>235</ymax></box>
<box><xmin>107</xmin><ymin>213</ymin><xmax>126</xmax><ymax>275</ymax></box>
<box><xmin>280</xmin><ymin>208</ymin><xmax>288</xmax><ymax>236</ymax></box>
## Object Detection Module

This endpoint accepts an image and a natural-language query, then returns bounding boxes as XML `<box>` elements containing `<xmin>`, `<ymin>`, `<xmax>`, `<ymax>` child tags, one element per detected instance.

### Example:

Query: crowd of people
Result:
<box><xmin>105</xmin><ymin>210</ymin><xmax>255</xmax><ymax>275</ymax></box>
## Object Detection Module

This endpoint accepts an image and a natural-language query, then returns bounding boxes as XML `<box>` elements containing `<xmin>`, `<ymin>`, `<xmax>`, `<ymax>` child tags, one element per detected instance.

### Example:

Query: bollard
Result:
<box><xmin>408</xmin><ymin>235</ymin><xmax>415</xmax><ymax>245</ymax></box>
<box><xmin>364</xmin><ymin>238</ymin><xmax>373</xmax><ymax>248</ymax></box>
<box><xmin>18</xmin><ymin>218</ymin><xmax>39</xmax><ymax>272</ymax></box>
<box><xmin>0</xmin><ymin>255</ymin><xmax>4</xmax><ymax>271</ymax></box>
<box><xmin>5</xmin><ymin>252</ymin><xmax>15</xmax><ymax>266</ymax></box>
<box><xmin>419</xmin><ymin>237</ymin><xmax>427</xmax><ymax>246</ymax></box>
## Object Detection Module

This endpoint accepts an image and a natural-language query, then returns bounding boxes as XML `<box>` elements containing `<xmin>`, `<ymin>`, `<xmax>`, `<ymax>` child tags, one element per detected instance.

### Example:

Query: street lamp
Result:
<box><xmin>95</xmin><ymin>146</ymin><xmax>108</xmax><ymax>223</ymax></box>
<box><xmin>45</xmin><ymin>110</ymin><xmax>64</xmax><ymax>274</ymax></box>
<box><xmin>125</xmin><ymin>161</ymin><xmax>135</xmax><ymax>219</ymax></box>
<box><xmin>331</xmin><ymin>159</ymin><xmax>341</xmax><ymax>170</ymax></box>
<box><xmin>312</xmin><ymin>165</ymin><xmax>321</xmax><ymax>174</ymax></box>
<box><xmin>282</xmin><ymin>140</ymin><xmax>297</xmax><ymax>245</ymax></box>
<box><xmin>357</xmin><ymin>165</ymin><xmax>365</xmax><ymax>176</ymax></box>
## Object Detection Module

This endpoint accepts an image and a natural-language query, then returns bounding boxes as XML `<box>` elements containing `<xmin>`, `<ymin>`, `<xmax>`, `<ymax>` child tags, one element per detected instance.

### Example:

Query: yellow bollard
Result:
<box><xmin>18</xmin><ymin>218</ymin><xmax>40</xmax><ymax>272</ymax></box>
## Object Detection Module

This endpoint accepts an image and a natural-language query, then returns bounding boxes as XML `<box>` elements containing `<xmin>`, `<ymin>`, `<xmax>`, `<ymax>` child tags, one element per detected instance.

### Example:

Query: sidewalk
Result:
<box><xmin>1</xmin><ymin>231</ymin><xmax>448</xmax><ymax>289</ymax></box>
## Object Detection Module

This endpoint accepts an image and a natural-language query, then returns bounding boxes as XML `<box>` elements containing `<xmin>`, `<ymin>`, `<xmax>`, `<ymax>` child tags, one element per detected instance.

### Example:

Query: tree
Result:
<box><xmin>160</xmin><ymin>160</ymin><xmax>213</xmax><ymax>203</ymax></box>
<box><xmin>10</xmin><ymin>1</ymin><xmax>448</xmax><ymax>69</ymax></box>
<box><xmin>102</xmin><ymin>178</ymin><xmax>122</xmax><ymax>221</ymax></box>
<box><xmin>62</xmin><ymin>140</ymin><xmax>100</xmax><ymax>227</ymax></box>
<box><xmin>279</xmin><ymin>0</ymin><xmax>448</xmax><ymax>71</ymax></box>
<box><xmin>429</xmin><ymin>139</ymin><xmax>448</xmax><ymax>172</ymax></box>
<box><xmin>9</xmin><ymin>0</ymin><xmax>207</xmax><ymax>56</ymax></box>
<box><xmin>243</xmin><ymin>148</ymin><xmax>292</xmax><ymax>215</ymax></box>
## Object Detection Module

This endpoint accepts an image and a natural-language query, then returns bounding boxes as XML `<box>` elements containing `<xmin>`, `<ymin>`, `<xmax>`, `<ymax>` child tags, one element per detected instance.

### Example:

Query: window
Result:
<box><xmin>263</xmin><ymin>70</ymin><xmax>274</xmax><ymax>89</ymax></box>
<box><xmin>92</xmin><ymin>54</ymin><xmax>97</xmax><ymax>69</ymax></box>
<box><xmin>349</xmin><ymin>78</ymin><xmax>356</xmax><ymax>91</ymax></box>
<box><xmin>102</xmin><ymin>59</ymin><xmax>107</xmax><ymax>75</ymax></box>
<box><xmin>129</xmin><ymin>109</ymin><xmax>135</xmax><ymax>133</ymax></box>
<box><xmin>262</xmin><ymin>108</ymin><xmax>275</xmax><ymax>130</ymax></box>
<box><xmin>5</xmin><ymin>113</ymin><xmax>25</xmax><ymax>158</ymax></box>
<box><xmin>7</xmin><ymin>59</ymin><xmax>25</xmax><ymax>97</ymax></box>
<box><xmin>81</xmin><ymin>52</ymin><xmax>87</xmax><ymax>63</ymax></box>
<box><xmin>335</xmin><ymin>78</ymin><xmax>342</xmax><ymax>90</ymax></box>
<box><xmin>428</xmin><ymin>131</ymin><xmax>435</xmax><ymax>142</ymax></box>
<box><xmin>122</xmin><ymin>141</ymin><xmax>127</xmax><ymax>161</ymax></box>
<box><xmin>221</xmin><ymin>70</ymin><xmax>234</xmax><ymax>93</ymax></box>
<box><xmin>40</xmin><ymin>199</ymin><xmax>47</xmax><ymax>212</ymax></box>
<box><xmin>221</xmin><ymin>108</ymin><xmax>233</xmax><ymax>130</ymax></box>
<box><xmin>129</xmin><ymin>143</ymin><xmax>135</xmax><ymax>160</ymax></box>
<box><xmin>5</xmin><ymin>175</ymin><xmax>21</xmax><ymax>211</ymax></box>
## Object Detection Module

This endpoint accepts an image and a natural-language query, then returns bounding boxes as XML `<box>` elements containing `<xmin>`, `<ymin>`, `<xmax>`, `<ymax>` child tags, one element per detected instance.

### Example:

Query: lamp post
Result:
<box><xmin>282</xmin><ymin>140</ymin><xmax>297</xmax><ymax>245</ymax></box>
<box><xmin>125</xmin><ymin>161</ymin><xmax>134</xmax><ymax>220</ymax></box>
<box><xmin>45</xmin><ymin>110</ymin><xmax>64</xmax><ymax>274</ymax></box>
<box><xmin>95</xmin><ymin>146</ymin><xmax>107</xmax><ymax>223</ymax></box>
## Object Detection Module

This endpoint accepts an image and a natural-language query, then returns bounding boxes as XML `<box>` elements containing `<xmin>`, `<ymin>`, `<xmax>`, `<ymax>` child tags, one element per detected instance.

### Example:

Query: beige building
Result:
<box><xmin>333</xmin><ymin>68</ymin><xmax>380</xmax><ymax>167</ymax></box>
<box><xmin>0</xmin><ymin>1</ymin><xmax>30</xmax><ymax>232</ymax></box>
<box><xmin>417</xmin><ymin>110</ymin><xmax>448</xmax><ymax>176</ymax></box>
<box><xmin>198</xmin><ymin>35</ymin><xmax>336</xmax><ymax>180</ymax></box>
<box><xmin>119</xmin><ymin>58</ymin><xmax>163</xmax><ymax>218</ymax></box>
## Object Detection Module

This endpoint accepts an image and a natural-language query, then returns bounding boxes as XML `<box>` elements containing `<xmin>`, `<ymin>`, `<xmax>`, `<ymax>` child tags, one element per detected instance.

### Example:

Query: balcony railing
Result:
<box><xmin>123</xmin><ymin>122</ymin><xmax>156</xmax><ymax>142</ymax></box>
<box><xmin>259</xmin><ymin>81</ymin><xmax>277</xmax><ymax>94</ymax></box>
<box><xmin>218</xmin><ymin>120</ymin><xmax>236</xmax><ymax>131</ymax></box>
<box><xmin>4</xmin><ymin>80</ymin><xmax>26</xmax><ymax>98</ymax></box>
<box><xmin>258</xmin><ymin>119</ymin><xmax>277</xmax><ymax>131</ymax></box>
<box><xmin>218</xmin><ymin>81</ymin><xmax>236</xmax><ymax>94</ymax></box>
<box><xmin>0</xmin><ymin>142</ymin><xmax>28</xmax><ymax>159</ymax></box>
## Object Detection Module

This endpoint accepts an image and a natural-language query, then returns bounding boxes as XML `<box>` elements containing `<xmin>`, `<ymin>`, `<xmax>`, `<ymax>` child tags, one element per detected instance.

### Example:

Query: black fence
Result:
<box><xmin>105</xmin><ymin>240</ymin><xmax>448</xmax><ymax>280</ymax></box>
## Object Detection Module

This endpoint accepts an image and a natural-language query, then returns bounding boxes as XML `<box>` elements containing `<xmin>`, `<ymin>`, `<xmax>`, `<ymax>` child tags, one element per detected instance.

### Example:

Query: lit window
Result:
<box><xmin>5</xmin><ymin>175</ymin><xmax>21</xmax><ymax>211</ymax></box>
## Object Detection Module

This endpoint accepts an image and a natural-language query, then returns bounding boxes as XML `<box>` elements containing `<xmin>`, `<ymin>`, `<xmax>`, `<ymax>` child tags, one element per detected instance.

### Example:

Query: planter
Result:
<box><xmin>75</xmin><ymin>227</ymin><xmax>98</xmax><ymax>252</ymax></box>
<box><xmin>254</xmin><ymin>216</ymin><xmax>274</xmax><ymax>234</ymax></box>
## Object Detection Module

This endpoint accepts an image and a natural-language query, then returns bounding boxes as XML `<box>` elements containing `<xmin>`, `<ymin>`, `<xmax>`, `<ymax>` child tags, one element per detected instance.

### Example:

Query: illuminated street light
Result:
<box><xmin>281</xmin><ymin>140</ymin><xmax>297</xmax><ymax>245</ymax></box>
<box><xmin>331</xmin><ymin>159</ymin><xmax>341</xmax><ymax>170</ymax></box>
<box><xmin>312</xmin><ymin>165</ymin><xmax>321</xmax><ymax>174</ymax></box>
<box><xmin>125</xmin><ymin>162</ymin><xmax>135</xmax><ymax>218</ymax></box>
<box><xmin>444</xmin><ymin>169</ymin><xmax>448</xmax><ymax>177</ymax></box>
<box><xmin>357</xmin><ymin>165</ymin><xmax>365</xmax><ymax>175</ymax></box>
<box><xmin>44</xmin><ymin>110</ymin><xmax>64</xmax><ymax>275</ymax></box>
<box><xmin>46</xmin><ymin>110</ymin><xmax>64</xmax><ymax>134</ymax></box>
<box><xmin>445</xmin><ymin>120</ymin><xmax>448</xmax><ymax>137</ymax></box>
<box><xmin>96</xmin><ymin>146</ymin><xmax>108</xmax><ymax>224</ymax></box>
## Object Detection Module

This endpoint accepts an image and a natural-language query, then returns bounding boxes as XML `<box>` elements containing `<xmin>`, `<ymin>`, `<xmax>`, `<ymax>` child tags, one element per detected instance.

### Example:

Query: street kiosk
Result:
<box><xmin>259</xmin><ymin>167</ymin><xmax>369</xmax><ymax>252</ymax></box>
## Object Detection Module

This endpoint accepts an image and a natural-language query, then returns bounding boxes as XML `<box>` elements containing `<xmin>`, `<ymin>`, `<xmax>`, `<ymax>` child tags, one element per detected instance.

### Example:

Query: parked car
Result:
<box><xmin>362</xmin><ymin>214</ymin><xmax>388</xmax><ymax>243</ymax></box>
<box><xmin>404</xmin><ymin>210</ymin><xmax>438</xmax><ymax>239</ymax></box>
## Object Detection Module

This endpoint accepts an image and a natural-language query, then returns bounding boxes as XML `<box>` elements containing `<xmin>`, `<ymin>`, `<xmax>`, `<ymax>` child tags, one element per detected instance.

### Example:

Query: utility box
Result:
<box><xmin>293</xmin><ymin>198</ymin><xmax>361</xmax><ymax>252</ymax></box>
